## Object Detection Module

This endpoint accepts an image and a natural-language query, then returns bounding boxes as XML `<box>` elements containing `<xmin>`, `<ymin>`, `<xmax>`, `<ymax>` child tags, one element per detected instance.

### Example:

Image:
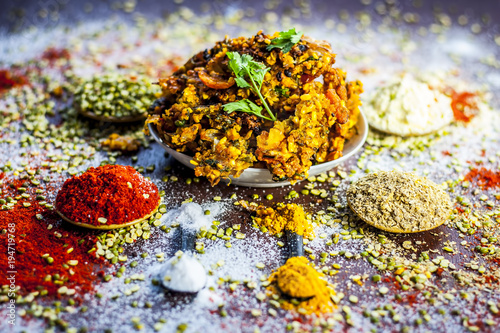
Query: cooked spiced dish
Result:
<box><xmin>146</xmin><ymin>29</ymin><xmax>362</xmax><ymax>185</ymax></box>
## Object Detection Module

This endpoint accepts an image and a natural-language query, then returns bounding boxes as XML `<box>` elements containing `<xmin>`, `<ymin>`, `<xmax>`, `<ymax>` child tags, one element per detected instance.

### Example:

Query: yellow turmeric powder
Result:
<box><xmin>268</xmin><ymin>257</ymin><xmax>336</xmax><ymax>315</ymax></box>
<box><xmin>102</xmin><ymin>133</ymin><xmax>140</xmax><ymax>152</ymax></box>
<box><xmin>253</xmin><ymin>203</ymin><xmax>313</xmax><ymax>237</ymax></box>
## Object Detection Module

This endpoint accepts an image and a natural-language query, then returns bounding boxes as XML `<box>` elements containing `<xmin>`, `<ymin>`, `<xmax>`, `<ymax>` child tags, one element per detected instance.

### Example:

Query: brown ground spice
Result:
<box><xmin>347</xmin><ymin>171</ymin><xmax>452</xmax><ymax>233</ymax></box>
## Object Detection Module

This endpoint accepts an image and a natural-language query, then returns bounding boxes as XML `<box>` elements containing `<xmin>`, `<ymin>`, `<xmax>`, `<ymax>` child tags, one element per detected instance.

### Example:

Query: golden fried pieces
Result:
<box><xmin>256</xmin><ymin>83</ymin><xmax>335</xmax><ymax>181</ymax></box>
<box><xmin>146</xmin><ymin>31</ymin><xmax>362</xmax><ymax>185</ymax></box>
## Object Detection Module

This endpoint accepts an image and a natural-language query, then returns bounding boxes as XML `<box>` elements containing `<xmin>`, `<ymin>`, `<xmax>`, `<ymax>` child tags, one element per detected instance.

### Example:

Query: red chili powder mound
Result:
<box><xmin>464</xmin><ymin>168</ymin><xmax>500</xmax><ymax>190</ymax></box>
<box><xmin>55</xmin><ymin>165</ymin><xmax>160</xmax><ymax>226</ymax></box>
<box><xmin>0</xmin><ymin>184</ymin><xmax>105</xmax><ymax>296</ymax></box>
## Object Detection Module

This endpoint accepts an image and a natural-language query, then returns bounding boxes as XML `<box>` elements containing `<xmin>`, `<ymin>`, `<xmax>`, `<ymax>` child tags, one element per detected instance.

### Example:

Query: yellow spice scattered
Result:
<box><xmin>254</xmin><ymin>203</ymin><xmax>313</xmax><ymax>237</ymax></box>
<box><xmin>102</xmin><ymin>133</ymin><xmax>140</xmax><ymax>152</ymax></box>
<box><xmin>268</xmin><ymin>257</ymin><xmax>336</xmax><ymax>315</ymax></box>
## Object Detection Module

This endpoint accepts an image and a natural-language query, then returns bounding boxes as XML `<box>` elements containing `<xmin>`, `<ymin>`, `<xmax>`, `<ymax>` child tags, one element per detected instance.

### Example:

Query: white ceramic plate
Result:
<box><xmin>149</xmin><ymin>110</ymin><xmax>368</xmax><ymax>187</ymax></box>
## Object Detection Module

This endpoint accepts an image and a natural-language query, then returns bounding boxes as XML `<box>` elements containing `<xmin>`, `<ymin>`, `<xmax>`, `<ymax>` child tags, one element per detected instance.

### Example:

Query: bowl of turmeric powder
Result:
<box><xmin>146</xmin><ymin>29</ymin><xmax>367</xmax><ymax>187</ymax></box>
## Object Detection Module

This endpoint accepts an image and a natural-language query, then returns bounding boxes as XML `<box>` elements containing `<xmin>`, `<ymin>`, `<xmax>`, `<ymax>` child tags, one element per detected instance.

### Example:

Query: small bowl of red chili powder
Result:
<box><xmin>55</xmin><ymin>165</ymin><xmax>161</xmax><ymax>230</ymax></box>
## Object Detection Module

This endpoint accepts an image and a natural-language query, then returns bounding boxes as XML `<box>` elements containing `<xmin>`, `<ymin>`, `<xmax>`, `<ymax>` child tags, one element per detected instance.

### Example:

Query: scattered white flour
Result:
<box><xmin>159</xmin><ymin>202</ymin><xmax>212</xmax><ymax>231</ymax></box>
<box><xmin>363</xmin><ymin>73</ymin><xmax>454</xmax><ymax>136</ymax></box>
<box><xmin>161</xmin><ymin>251</ymin><xmax>207</xmax><ymax>293</ymax></box>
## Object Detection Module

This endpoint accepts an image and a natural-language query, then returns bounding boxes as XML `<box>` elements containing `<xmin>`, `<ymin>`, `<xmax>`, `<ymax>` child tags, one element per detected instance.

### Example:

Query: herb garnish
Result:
<box><xmin>223</xmin><ymin>52</ymin><xmax>276</xmax><ymax>121</ymax></box>
<box><xmin>223</xmin><ymin>99</ymin><xmax>273</xmax><ymax>121</ymax></box>
<box><xmin>266</xmin><ymin>28</ymin><xmax>303</xmax><ymax>53</ymax></box>
<box><xmin>275</xmin><ymin>86</ymin><xmax>290</xmax><ymax>97</ymax></box>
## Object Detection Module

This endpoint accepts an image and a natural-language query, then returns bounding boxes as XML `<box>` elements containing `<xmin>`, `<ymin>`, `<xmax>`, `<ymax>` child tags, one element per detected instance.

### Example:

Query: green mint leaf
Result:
<box><xmin>266</xmin><ymin>28</ymin><xmax>303</xmax><ymax>53</ymax></box>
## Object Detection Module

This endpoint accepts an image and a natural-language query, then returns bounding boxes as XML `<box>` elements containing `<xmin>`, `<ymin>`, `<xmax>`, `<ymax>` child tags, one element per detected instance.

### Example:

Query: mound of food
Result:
<box><xmin>146</xmin><ymin>29</ymin><xmax>363</xmax><ymax>185</ymax></box>
<box><xmin>363</xmin><ymin>74</ymin><xmax>454</xmax><ymax>136</ymax></box>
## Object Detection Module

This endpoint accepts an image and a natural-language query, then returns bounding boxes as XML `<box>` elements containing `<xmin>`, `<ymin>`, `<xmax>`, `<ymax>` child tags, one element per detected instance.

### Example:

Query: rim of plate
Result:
<box><xmin>148</xmin><ymin>109</ymin><xmax>368</xmax><ymax>187</ymax></box>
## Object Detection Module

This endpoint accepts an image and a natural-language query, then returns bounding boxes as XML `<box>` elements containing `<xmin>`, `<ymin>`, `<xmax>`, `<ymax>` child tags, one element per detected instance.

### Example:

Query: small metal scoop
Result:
<box><xmin>161</xmin><ymin>225</ymin><xmax>207</xmax><ymax>293</ymax></box>
<box><xmin>285</xmin><ymin>229</ymin><xmax>304</xmax><ymax>258</ymax></box>
<box><xmin>276</xmin><ymin>230</ymin><xmax>316</xmax><ymax>300</ymax></box>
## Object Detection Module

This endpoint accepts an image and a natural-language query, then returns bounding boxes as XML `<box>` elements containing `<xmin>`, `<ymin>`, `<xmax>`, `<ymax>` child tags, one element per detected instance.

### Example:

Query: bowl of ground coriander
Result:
<box><xmin>347</xmin><ymin>171</ymin><xmax>452</xmax><ymax>233</ymax></box>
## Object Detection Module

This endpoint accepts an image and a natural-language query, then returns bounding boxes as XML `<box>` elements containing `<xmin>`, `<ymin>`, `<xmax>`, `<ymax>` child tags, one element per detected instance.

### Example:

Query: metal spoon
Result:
<box><xmin>276</xmin><ymin>230</ymin><xmax>316</xmax><ymax>300</ymax></box>
<box><xmin>285</xmin><ymin>229</ymin><xmax>304</xmax><ymax>258</ymax></box>
<box><xmin>160</xmin><ymin>224</ymin><xmax>207</xmax><ymax>293</ymax></box>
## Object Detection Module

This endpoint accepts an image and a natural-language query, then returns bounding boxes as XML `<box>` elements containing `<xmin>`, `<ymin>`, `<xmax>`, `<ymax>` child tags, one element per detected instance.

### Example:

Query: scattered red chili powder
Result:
<box><xmin>464</xmin><ymin>168</ymin><xmax>500</xmax><ymax>190</ymax></box>
<box><xmin>483</xmin><ymin>274</ymin><xmax>499</xmax><ymax>284</ymax></box>
<box><xmin>0</xmin><ymin>181</ymin><xmax>105</xmax><ymax>297</ymax></box>
<box><xmin>55</xmin><ymin>165</ymin><xmax>160</xmax><ymax>226</ymax></box>
<box><xmin>0</xmin><ymin>69</ymin><xmax>29</xmax><ymax>94</ymax></box>
<box><xmin>450</xmin><ymin>90</ymin><xmax>479</xmax><ymax>123</ymax></box>
<box><xmin>404</xmin><ymin>292</ymin><xmax>420</xmax><ymax>306</ymax></box>
<box><xmin>41</xmin><ymin>47</ymin><xmax>71</xmax><ymax>63</ymax></box>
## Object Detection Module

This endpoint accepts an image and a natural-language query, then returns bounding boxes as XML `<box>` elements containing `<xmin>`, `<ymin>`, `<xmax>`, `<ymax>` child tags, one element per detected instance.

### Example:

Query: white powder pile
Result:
<box><xmin>161</xmin><ymin>251</ymin><xmax>207</xmax><ymax>293</ymax></box>
<box><xmin>159</xmin><ymin>202</ymin><xmax>212</xmax><ymax>231</ymax></box>
<box><xmin>155</xmin><ymin>202</ymin><xmax>213</xmax><ymax>292</ymax></box>
<box><xmin>363</xmin><ymin>73</ymin><xmax>454</xmax><ymax>136</ymax></box>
